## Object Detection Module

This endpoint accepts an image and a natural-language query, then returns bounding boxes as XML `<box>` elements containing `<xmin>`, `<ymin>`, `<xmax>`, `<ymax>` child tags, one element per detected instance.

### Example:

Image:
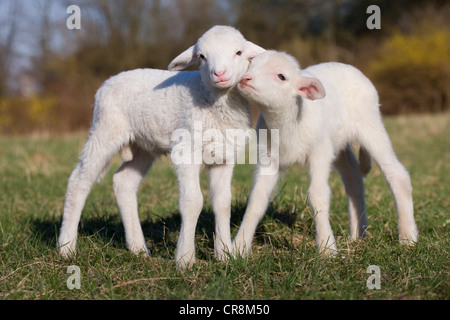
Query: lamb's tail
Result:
<box><xmin>359</xmin><ymin>146</ymin><xmax>371</xmax><ymax>177</ymax></box>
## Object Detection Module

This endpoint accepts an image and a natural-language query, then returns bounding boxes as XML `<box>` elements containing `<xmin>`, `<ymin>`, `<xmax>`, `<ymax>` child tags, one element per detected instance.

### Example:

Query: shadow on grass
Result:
<box><xmin>31</xmin><ymin>199</ymin><xmax>309</xmax><ymax>260</ymax></box>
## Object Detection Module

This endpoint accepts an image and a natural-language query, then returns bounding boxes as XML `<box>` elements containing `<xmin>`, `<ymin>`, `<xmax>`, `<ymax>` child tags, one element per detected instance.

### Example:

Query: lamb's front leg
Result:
<box><xmin>208</xmin><ymin>164</ymin><xmax>234</xmax><ymax>261</ymax></box>
<box><xmin>308</xmin><ymin>148</ymin><xmax>337</xmax><ymax>255</ymax></box>
<box><xmin>175</xmin><ymin>163</ymin><xmax>203</xmax><ymax>270</ymax></box>
<box><xmin>232</xmin><ymin>165</ymin><xmax>280</xmax><ymax>258</ymax></box>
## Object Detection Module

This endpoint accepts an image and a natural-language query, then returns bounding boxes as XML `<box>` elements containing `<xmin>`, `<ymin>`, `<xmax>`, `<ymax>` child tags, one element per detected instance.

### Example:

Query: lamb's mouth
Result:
<box><xmin>238</xmin><ymin>81</ymin><xmax>255</xmax><ymax>91</ymax></box>
<box><xmin>215</xmin><ymin>80</ymin><xmax>230</xmax><ymax>87</ymax></box>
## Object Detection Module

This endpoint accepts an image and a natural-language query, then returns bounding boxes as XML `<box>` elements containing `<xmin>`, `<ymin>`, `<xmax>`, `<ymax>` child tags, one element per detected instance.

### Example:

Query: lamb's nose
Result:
<box><xmin>240</xmin><ymin>75</ymin><xmax>252</xmax><ymax>83</ymax></box>
<box><xmin>214</xmin><ymin>70</ymin><xmax>226</xmax><ymax>77</ymax></box>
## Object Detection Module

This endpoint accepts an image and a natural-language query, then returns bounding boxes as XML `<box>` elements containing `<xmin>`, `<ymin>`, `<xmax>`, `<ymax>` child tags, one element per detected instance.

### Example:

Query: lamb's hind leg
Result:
<box><xmin>358</xmin><ymin>121</ymin><xmax>418</xmax><ymax>244</ymax></box>
<box><xmin>58</xmin><ymin>131</ymin><xmax>121</xmax><ymax>258</ymax></box>
<box><xmin>113</xmin><ymin>147</ymin><xmax>155</xmax><ymax>255</ymax></box>
<box><xmin>334</xmin><ymin>146</ymin><xmax>368</xmax><ymax>240</ymax></box>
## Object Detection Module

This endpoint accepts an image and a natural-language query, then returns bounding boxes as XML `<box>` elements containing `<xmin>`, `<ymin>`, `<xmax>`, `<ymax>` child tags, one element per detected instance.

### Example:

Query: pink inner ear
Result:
<box><xmin>299</xmin><ymin>85</ymin><xmax>317</xmax><ymax>98</ymax></box>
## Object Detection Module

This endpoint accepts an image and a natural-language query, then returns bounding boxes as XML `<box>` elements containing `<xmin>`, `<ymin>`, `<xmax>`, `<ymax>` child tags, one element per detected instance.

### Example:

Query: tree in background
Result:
<box><xmin>0</xmin><ymin>0</ymin><xmax>449</xmax><ymax>134</ymax></box>
<box><xmin>367</xmin><ymin>4</ymin><xmax>450</xmax><ymax>114</ymax></box>
<box><xmin>0</xmin><ymin>0</ymin><xmax>19</xmax><ymax>97</ymax></box>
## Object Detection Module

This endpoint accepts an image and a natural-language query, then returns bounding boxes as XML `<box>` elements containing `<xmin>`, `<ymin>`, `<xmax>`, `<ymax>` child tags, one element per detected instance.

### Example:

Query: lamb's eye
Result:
<box><xmin>199</xmin><ymin>54</ymin><xmax>206</xmax><ymax>60</ymax></box>
<box><xmin>278</xmin><ymin>74</ymin><xmax>286</xmax><ymax>81</ymax></box>
<box><xmin>236</xmin><ymin>51</ymin><xmax>242</xmax><ymax>56</ymax></box>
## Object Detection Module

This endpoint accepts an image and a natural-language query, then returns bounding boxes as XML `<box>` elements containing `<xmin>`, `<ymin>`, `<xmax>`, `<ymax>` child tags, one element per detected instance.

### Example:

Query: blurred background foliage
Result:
<box><xmin>0</xmin><ymin>0</ymin><xmax>449</xmax><ymax>134</ymax></box>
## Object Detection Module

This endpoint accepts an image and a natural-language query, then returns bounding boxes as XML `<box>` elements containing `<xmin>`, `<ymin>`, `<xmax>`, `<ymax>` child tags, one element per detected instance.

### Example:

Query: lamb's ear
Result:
<box><xmin>244</xmin><ymin>41</ymin><xmax>266</xmax><ymax>60</ymax></box>
<box><xmin>168</xmin><ymin>45</ymin><xmax>198</xmax><ymax>71</ymax></box>
<box><xmin>296</xmin><ymin>76</ymin><xmax>326</xmax><ymax>100</ymax></box>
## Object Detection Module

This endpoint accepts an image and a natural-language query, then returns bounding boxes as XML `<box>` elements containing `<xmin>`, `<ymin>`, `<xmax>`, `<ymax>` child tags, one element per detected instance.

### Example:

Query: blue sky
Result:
<box><xmin>1</xmin><ymin>0</ymin><xmax>82</xmax><ymax>90</ymax></box>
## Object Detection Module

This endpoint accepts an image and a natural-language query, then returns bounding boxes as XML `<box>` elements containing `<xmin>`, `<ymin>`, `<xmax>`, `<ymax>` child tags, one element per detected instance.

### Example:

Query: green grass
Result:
<box><xmin>0</xmin><ymin>113</ymin><xmax>449</xmax><ymax>300</ymax></box>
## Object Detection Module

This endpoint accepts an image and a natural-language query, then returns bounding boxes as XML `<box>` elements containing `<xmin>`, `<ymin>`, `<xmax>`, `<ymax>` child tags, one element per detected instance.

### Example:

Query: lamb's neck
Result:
<box><xmin>259</xmin><ymin>101</ymin><xmax>312</xmax><ymax>168</ymax></box>
<box><xmin>259</xmin><ymin>101</ymin><xmax>300</xmax><ymax>131</ymax></box>
<box><xmin>209</xmin><ymin>86</ymin><xmax>251</xmax><ymax>125</ymax></box>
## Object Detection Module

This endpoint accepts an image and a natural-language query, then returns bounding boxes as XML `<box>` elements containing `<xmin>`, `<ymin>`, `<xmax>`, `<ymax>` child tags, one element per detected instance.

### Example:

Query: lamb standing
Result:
<box><xmin>234</xmin><ymin>51</ymin><xmax>418</xmax><ymax>256</ymax></box>
<box><xmin>57</xmin><ymin>25</ymin><xmax>265</xmax><ymax>269</ymax></box>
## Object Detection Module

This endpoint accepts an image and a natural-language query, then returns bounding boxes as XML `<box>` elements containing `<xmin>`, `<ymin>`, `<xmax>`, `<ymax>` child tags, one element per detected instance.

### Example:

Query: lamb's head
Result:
<box><xmin>238</xmin><ymin>51</ymin><xmax>326</xmax><ymax>109</ymax></box>
<box><xmin>168</xmin><ymin>25</ymin><xmax>265</xmax><ymax>90</ymax></box>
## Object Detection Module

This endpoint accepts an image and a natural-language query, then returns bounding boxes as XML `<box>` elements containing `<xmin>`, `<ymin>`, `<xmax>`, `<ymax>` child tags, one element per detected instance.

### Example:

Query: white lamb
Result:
<box><xmin>233</xmin><ymin>50</ymin><xmax>418</xmax><ymax>256</ymax></box>
<box><xmin>57</xmin><ymin>25</ymin><xmax>265</xmax><ymax>269</ymax></box>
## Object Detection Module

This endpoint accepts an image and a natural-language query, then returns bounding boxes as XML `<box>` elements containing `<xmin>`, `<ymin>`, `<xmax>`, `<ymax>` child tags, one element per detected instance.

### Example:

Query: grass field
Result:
<box><xmin>0</xmin><ymin>113</ymin><xmax>448</xmax><ymax>300</ymax></box>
